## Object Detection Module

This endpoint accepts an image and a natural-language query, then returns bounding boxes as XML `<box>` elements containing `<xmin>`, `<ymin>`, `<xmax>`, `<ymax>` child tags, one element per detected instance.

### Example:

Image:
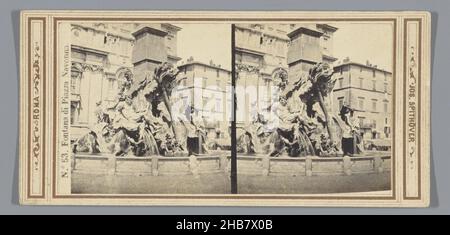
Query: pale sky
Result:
<box><xmin>175</xmin><ymin>24</ymin><xmax>231</xmax><ymax>70</ymax></box>
<box><xmin>173</xmin><ymin>23</ymin><xmax>394</xmax><ymax>73</ymax></box>
<box><xmin>332</xmin><ymin>22</ymin><xmax>394</xmax><ymax>72</ymax></box>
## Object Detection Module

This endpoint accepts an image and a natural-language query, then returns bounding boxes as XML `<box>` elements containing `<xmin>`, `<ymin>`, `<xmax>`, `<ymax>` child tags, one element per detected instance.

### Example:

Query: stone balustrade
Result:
<box><xmin>72</xmin><ymin>153</ymin><xmax>390</xmax><ymax>176</ymax></box>
<box><xmin>72</xmin><ymin>153</ymin><xmax>230</xmax><ymax>176</ymax></box>
<box><xmin>238</xmin><ymin>154</ymin><xmax>391</xmax><ymax>176</ymax></box>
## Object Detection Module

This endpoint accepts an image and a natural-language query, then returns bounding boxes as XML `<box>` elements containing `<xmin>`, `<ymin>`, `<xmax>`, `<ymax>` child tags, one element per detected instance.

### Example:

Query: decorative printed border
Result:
<box><xmin>403</xmin><ymin>18</ymin><xmax>423</xmax><ymax>200</ymax></box>
<box><xmin>27</xmin><ymin>17</ymin><xmax>46</xmax><ymax>199</ymax></box>
<box><xmin>51</xmin><ymin>16</ymin><xmax>397</xmax><ymax>201</ymax></box>
<box><xmin>18</xmin><ymin>11</ymin><xmax>430</xmax><ymax>207</ymax></box>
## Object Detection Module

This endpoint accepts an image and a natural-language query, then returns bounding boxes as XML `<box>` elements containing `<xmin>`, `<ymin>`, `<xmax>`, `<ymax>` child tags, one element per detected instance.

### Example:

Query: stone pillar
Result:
<box><xmin>343</xmin><ymin>155</ymin><xmax>352</xmax><ymax>176</ymax></box>
<box><xmin>106</xmin><ymin>155</ymin><xmax>117</xmax><ymax>175</ymax></box>
<box><xmin>305</xmin><ymin>155</ymin><xmax>313</xmax><ymax>177</ymax></box>
<box><xmin>219</xmin><ymin>155</ymin><xmax>228</xmax><ymax>172</ymax></box>
<box><xmin>373</xmin><ymin>156</ymin><xmax>383</xmax><ymax>173</ymax></box>
<box><xmin>261</xmin><ymin>155</ymin><xmax>270</xmax><ymax>176</ymax></box>
<box><xmin>189</xmin><ymin>155</ymin><xmax>199</xmax><ymax>178</ymax></box>
<box><xmin>132</xmin><ymin>25</ymin><xmax>168</xmax><ymax>81</ymax></box>
<box><xmin>71</xmin><ymin>156</ymin><xmax>77</xmax><ymax>173</ymax></box>
<box><xmin>151</xmin><ymin>156</ymin><xmax>159</xmax><ymax>176</ymax></box>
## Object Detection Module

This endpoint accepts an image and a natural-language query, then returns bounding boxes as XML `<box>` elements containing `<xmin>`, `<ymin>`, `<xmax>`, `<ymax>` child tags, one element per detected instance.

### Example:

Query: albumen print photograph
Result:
<box><xmin>19</xmin><ymin>11</ymin><xmax>430</xmax><ymax>206</ymax></box>
<box><xmin>68</xmin><ymin>21</ymin><xmax>393</xmax><ymax>195</ymax></box>
<box><xmin>234</xmin><ymin>23</ymin><xmax>393</xmax><ymax>194</ymax></box>
<box><xmin>68</xmin><ymin>23</ymin><xmax>233</xmax><ymax>194</ymax></box>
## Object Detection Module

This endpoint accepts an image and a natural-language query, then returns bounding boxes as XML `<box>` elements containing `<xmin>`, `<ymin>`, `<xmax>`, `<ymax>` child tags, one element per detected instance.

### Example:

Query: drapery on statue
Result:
<box><xmin>73</xmin><ymin>62</ymin><xmax>190</xmax><ymax>157</ymax></box>
<box><xmin>179</xmin><ymin>106</ymin><xmax>209</xmax><ymax>155</ymax></box>
<box><xmin>237</xmin><ymin>62</ymin><xmax>340</xmax><ymax>157</ymax></box>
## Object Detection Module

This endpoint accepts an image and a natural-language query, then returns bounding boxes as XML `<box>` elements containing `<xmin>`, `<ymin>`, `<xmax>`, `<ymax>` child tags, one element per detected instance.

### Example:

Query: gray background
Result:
<box><xmin>0</xmin><ymin>0</ymin><xmax>447</xmax><ymax>214</ymax></box>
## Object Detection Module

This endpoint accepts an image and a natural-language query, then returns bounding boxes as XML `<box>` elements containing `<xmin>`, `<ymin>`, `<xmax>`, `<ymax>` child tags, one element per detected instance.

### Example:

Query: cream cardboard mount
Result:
<box><xmin>19</xmin><ymin>11</ymin><xmax>430</xmax><ymax>207</ymax></box>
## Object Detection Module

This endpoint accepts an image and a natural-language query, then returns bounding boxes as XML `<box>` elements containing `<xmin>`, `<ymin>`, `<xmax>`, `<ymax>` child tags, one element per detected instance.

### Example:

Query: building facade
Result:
<box><xmin>234</xmin><ymin>24</ymin><xmax>290</xmax><ymax>126</ymax></box>
<box><xmin>332</xmin><ymin>59</ymin><xmax>393</xmax><ymax>140</ymax></box>
<box><xmin>176</xmin><ymin>59</ymin><xmax>232</xmax><ymax>139</ymax></box>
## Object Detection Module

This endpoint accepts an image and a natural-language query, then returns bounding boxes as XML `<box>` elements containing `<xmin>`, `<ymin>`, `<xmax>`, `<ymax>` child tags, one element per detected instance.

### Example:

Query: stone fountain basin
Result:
<box><xmin>72</xmin><ymin>150</ymin><xmax>390</xmax><ymax>177</ymax></box>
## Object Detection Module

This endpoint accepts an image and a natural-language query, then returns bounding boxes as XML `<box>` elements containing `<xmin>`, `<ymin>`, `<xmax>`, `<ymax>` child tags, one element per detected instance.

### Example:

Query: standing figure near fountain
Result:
<box><xmin>336</xmin><ymin>105</ymin><xmax>362</xmax><ymax>156</ymax></box>
<box><xmin>180</xmin><ymin>107</ymin><xmax>209</xmax><ymax>155</ymax></box>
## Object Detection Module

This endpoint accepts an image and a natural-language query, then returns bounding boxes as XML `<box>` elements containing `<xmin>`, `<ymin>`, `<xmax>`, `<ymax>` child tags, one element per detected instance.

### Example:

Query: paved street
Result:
<box><xmin>72</xmin><ymin>172</ymin><xmax>390</xmax><ymax>194</ymax></box>
<box><xmin>237</xmin><ymin>173</ymin><xmax>390</xmax><ymax>194</ymax></box>
<box><xmin>72</xmin><ymin>173</ymin><xmax>232</xmax><ymax>194</ymax></box>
